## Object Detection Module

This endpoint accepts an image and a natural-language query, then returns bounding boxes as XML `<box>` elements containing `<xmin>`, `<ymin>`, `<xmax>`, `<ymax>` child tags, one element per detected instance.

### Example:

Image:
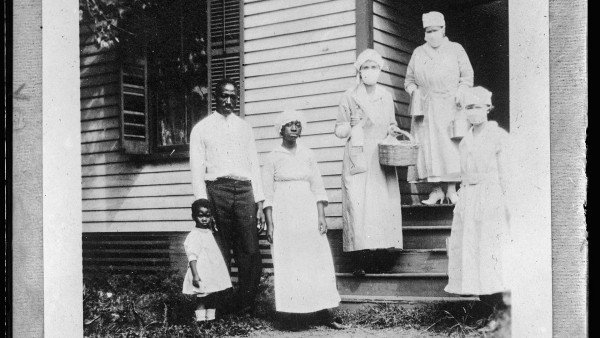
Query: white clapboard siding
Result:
<box><xmin>82</xmin><ymin>183</ymin><xmax>193</xmax><ymax>200</ymax></box>
<box><xmin>245</xmin><ymin>92</ymin><xmax>345</xmax><ymax>115</ymax></box>
<box><xmin>255</xmin><ymin>133</ymin><xmax>345</xmax><ymax>153</ymax></box>
<box><xmin>253</xmin><ymin>119</ymin><xmax>336</xmax><ymax>139</ymax></box>
<box><xmin>242</xmin><ymin>0</ymin><xmax>355</xmax><ymax>235</ymax></box>
<box><xmin>81</xmin><ymin>128</ymin><xmax>120</xmax><ymax>144</ymax></box>
<box><xmin>245</xmin><ymin>37</ymin><xmax>356</xmax><ymax>66</ymax></box>
<box><xmin>80</xmin><ymin>1</ymin><xmax>356</xmax><ymax>239</ymax></box>
<box><xmin>245</xmin><ymin>106</ymin><xmax>339</xmax><ymax>127</ymax></box>
<box><xmin>245</xmin><ymin>50</ymin><xmax>356</xmax><ymax>77</ymax></box>
<box><xmin>82</xmin><ymin>161</ymin><xmax>191</xmax><ymax>177</ymax></box>
<box><xmin>244</xmin><ymin>0</ymin><xmax>354</xmax><ymax>28</ymax></box>
<box><xmin>245</xmin><ymin>11</ymin><xmax>354</xmax><ymax>41</ymax></box>
<box><xmin>245</xmin><ymin>25</ymin><xmax>355</xmax><ymax>52</ymax></box>
<box><xmin>245</xmin><ymin>77</ymin><xmax>355</xmax><ymax>103</ymax></box>
<box><xmin>83</xmin><ymin>203</ymin><xmax>343</xmax><ymax>223</ymax></box>
<box><xmin>83</xmin><ymin>188</ymin><xmax>343</xmax><ymax>212</ymax></box>
<box><xmin>83</xmin><ymin>216</ymin><xmax>343</xmax><ymax>232</ymax></box>
<box><xmin>373</xmin><ymin>0</ymin><xmax>419</xmax><ymax>127</ymax></box>
<box><xmin>81</xmin><ymin>106</ymin><xmax>120</xmax><ymax>121</ymax></box>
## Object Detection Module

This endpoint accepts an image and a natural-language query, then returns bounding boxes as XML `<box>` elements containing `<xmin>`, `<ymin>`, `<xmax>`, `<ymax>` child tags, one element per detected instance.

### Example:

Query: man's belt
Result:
<box><xmin>210</xmin><ymin>175</ymin><xmax>251</xmax><ymax>183</ymax></box>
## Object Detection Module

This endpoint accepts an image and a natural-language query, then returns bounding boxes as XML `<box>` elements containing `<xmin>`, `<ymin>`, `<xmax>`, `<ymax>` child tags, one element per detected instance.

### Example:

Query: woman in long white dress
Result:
<box><xmin>263</xmin><ymin>110</ymin><xmax>344</xmax><ymax>331</ymax></box>
<box><xmin>404</xmin><ymin>11</ymin><xmax>474</xmax><ymax>205</ymax></box>
<box><xmin>444</xmin><ymin>87</ymin><xmax>511</xmax><ymax>315</ymax></box>
<box><xmin>334</xmin><ymin>49</ymin><xmax>404</xmax><ymax>275</ymax></box>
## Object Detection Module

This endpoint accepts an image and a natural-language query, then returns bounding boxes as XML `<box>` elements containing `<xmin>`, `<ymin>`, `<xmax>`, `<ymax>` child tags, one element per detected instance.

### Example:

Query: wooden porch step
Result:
<box><xmin>403</xmin><ymin>226</ymin><xmax>450</xmax><ymax>249</ymax></box>
<box><xmin>335</xmin><ymin>272</ymin><xmax>456</xmax><ymax>298</ymax></box>
<box><xmin>329</xmin><ymin>227</ymin><xmax>450</xmax><ymax>253</ymax></box>
<box><xmin>334</xmin><ymin>249</ymin><xmax>448</xmax><ymax>273</ymax></box>
<box><xmin>340</xmin><ymin>295</ymin><xmax>480</xmax><ymax>304</ymax></box>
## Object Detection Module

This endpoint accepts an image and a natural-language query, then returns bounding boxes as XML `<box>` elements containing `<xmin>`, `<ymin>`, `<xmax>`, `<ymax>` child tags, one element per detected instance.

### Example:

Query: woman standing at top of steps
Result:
<box><xmin>334</xmin><ymin>49</ymin><xmax>404</xmax><ymax>276</ymax></box>
<box><xmin>404</xmin><ymin>11</ymin><xmax>474</xmax><ymax>205</ymax></box>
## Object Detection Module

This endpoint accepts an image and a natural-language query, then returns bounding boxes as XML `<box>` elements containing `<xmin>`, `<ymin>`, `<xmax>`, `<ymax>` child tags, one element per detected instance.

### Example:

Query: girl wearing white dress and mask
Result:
<box><xmin>334</xmin><ymin>49</ymin><xmax>404</xmax><ymax>276</ymax></box>
<box><xmin>445</xmin><ymin>87</ymin><xmax>512</xmax><ymax>320</ymax></box>
<box><xmin>263</xmin><ymin>110</ymin><xmax>344</xmax><ymax>331</ymax></box>
<box><xmin>405</xmin><ymin>11</ymin><xmax>475</xmax><ymax>205</ymax></box>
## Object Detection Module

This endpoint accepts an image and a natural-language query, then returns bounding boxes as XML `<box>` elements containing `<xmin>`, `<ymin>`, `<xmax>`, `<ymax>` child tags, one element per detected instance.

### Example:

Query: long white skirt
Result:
<box><xmin>445</xmin><ymin>182</ymin><xmax>511</xmax><ymax>295</ymax></box>
<box><xmin>271</xmin><ymin>181</ymin><xmax>341</xmax><ymax>313</ymax></box>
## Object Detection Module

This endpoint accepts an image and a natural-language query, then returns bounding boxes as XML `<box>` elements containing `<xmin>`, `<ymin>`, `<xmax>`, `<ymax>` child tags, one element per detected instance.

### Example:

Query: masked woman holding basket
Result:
<box><xmin>404</xmin><ymin>11</ymin><xmax>474</xmax><ymax>205</ymax></box>
<box><xmin>334</xmin><ymin>49</ymin><xmax>404</xmax><ymax>276</ymax></box>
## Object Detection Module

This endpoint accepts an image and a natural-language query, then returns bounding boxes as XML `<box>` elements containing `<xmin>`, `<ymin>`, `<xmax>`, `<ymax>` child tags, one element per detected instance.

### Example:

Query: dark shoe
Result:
<box><xmin>237</xmin><ymin>305</ymin><xmax>254</xmax><ymax>315</ymax></box>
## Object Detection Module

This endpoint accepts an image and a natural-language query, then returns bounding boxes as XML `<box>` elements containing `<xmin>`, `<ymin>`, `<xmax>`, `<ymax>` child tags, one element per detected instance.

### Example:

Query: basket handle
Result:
<box><xmin>395</xmin><ymin>128</ymin><xmax>415</xmax><ymax>143</ymax></box>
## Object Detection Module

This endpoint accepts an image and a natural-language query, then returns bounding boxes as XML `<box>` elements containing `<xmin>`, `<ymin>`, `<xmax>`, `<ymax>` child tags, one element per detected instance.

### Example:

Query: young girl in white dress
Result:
<box><xmin>263</xmin><ymin>110</ymin><xmax>344</xmax><ymax>331</ymax></box>
<box><xmin>182</xmin><ymin>199</ymin><xmax>232</xmax><ymax>322</ymax></box>
<box><xmin>444</xmin><ymin>87</ymin><xmax>511</xmax><ymax>314</ymax></box>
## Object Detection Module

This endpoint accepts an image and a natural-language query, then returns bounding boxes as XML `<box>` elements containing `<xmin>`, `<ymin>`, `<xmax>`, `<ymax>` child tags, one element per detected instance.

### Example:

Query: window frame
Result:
<box><xmin>121</xmin><ymin>0</ymin><xmax>245</xmax><ymax>160</ymax></box>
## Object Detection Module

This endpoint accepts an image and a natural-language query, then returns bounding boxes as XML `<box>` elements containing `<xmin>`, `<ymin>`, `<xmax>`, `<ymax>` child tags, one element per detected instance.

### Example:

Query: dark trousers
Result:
<box><xmin>206</xmin><ymin>178</ymin><xmax>262</xmax><ymax>310</ymax></box>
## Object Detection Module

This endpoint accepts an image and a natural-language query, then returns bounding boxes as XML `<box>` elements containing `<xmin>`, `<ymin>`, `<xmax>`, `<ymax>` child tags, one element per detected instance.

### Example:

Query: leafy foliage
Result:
<box><xmin>83</xmin><ymin>271</ymin><xmax>509</xmax><ymax>337</ymax></box>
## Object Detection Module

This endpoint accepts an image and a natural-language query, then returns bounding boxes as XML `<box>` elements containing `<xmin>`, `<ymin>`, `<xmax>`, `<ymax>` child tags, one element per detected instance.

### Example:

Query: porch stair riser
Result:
<box><xmin>332</xmin><ymin>204</ymin><xmax>457</xmax><ymax>303</ymax></box>
<box><xmin>336</xmin><ymin>273</ymin><xmax>456</xmax><ymax>298</ymax></box>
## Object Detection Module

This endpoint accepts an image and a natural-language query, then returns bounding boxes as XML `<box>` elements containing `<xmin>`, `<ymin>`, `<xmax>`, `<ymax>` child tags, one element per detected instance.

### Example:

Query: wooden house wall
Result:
<box><xmin>372</xmin><ymin>0</ymin><xmax>422</xmax><ymax>131</ymax></box>
<box><xmin>80</xmin><ymin>0</ymin><xmax>358</xmax><ymax>274</ymax></box>
<box><xmin>81</xmin><ymin>0</ymin><xmax>435</xmax><ymax>275</ymax></box>
<box><xmin>243</xmin><ymin>0</ymin><xmax>358</xmax><ymax>230</ymax></box>
<box><xmin>371</xmin><ymin>0</ymin><xmax>431</xmax><ymax>204</ymax></box>
<box><xmin>79</xmin><ymin>24</ymin><xmax>193</xmax><ymax>273</ymax></box>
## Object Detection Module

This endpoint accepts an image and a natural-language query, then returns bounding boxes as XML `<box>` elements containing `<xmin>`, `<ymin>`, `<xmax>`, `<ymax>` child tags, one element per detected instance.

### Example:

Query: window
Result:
<box><xmin>120</xmin><ymin>0</ymin><xmax>242</xmax><ymax>155</ymax></box>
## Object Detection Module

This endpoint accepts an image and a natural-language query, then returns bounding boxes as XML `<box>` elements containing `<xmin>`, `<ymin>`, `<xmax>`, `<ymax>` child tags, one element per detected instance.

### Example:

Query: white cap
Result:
<box><xmin>463</xmin><ymin>87</ymin><xmax>493</xmax><ymax>106</ymax></box>
<box><xmin>274</xmin><ymin>110</ymin><xmax>308</xmax><ymax>135</ymax></box>
<box><xmin>354</xmin><ymin>48</ymin><xmax>385</xmax><ymax>71</ymax></box>
<box><xmin>422</xmin><ymin>11</ymin><xmax>445</xmax><ymax>28</ymax></box>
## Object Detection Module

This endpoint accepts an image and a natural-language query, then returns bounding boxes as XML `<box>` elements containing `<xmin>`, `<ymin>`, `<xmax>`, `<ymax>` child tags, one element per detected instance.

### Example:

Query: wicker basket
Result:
<box><xmin>378</xmin><ymin>129</ymin><xmax>419</xmax><ymax>167</ymax></box>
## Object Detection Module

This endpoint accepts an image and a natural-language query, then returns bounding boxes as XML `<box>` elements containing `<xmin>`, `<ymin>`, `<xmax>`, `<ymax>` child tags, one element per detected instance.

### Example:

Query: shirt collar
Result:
<box><xmin>212</xmin><ymin>111</ymin><xmax>239</xmax><ymax>121</ymax></box>
<box><xmin>273</xmin><ymin>142</ymin><xmax>305</xmax><ymax>155</ymax></box>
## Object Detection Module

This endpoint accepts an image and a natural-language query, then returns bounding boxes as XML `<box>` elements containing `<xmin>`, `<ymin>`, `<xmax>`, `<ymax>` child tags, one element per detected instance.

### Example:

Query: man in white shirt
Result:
<box><xmin>189</xmin><ymin>78</ymin><xmax>265</xmax><ymax>314</ymax></box>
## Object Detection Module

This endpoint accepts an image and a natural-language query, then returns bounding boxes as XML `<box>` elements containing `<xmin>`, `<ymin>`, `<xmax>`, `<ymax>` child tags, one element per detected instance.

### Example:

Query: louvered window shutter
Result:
<box><xmin>210</xmin><ymin>0</ymin><xmax>243</xmax><ymax>116</ymax></box>
<box><xmin>120</xmin><ymin>55</ymin><xmax>150</xmax><ymax>154</ymax></box>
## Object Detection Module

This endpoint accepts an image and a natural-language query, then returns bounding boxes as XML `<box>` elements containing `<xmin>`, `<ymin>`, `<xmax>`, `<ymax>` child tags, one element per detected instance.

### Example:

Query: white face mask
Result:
<box><xmin>465</xmin><ymin>107</ymin><xmax>489</xmax><ymax>125</ymax></box>
<box><xmin>425</xmin><ymin>29</ymin><xmax>445</xmax><ymax>48</ymax></box>
<box><xmin>361</xmin><ymin>68</ymin><xmax>381</xmax><ymax>85</ymax></box>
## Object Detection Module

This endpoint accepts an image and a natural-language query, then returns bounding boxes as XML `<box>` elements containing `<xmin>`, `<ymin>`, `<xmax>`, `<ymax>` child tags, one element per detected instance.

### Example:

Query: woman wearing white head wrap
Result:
<box><xmin>334</xmin><ymin>49</ymin><xmax>404</xmax><ymax>271</ymax></box>
<box><xmin>262</xmin><ymin>110</ymin><xmax>344</xmax><ymax>329</ymax></box>
<box><xmin>444</xmin><ymin>87</ymin><xmax>512</xmax><ymax>313</ymax></box>
<box><xmin>405</xmin><ymin>11</ymin><xmax>474</xmax><ymax>205</ymax></box>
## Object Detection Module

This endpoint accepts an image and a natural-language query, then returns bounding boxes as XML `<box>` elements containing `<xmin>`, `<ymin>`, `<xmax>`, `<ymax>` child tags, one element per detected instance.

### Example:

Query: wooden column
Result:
<box><xmin>508</xmin><ymin>0</ymin><xmax>552</xmax><ymax>336</ymax></box>
<box><xmin>12</xmin><ymin>0</ymin><xmax>83</xmax><ymax>335</ymax></box>
<box><xmin>355</xmin><ymin>0</ymin><xmax>374</xmax><ymax>54</ymax></box>
<box><xmin>12</xmin><ymin>1</ymin><xmax>44</xmax><ymax>336</ymax></box>
<box><xmin>42</xmin><ymin>0</ymin><xmax>84</xmax><ymax>335</ymax></box>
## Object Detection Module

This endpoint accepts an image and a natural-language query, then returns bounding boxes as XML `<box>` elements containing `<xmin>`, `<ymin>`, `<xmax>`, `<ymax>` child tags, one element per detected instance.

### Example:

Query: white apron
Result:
<box><xmin>335</xmin><ymin>84</ymin><xmax>403</xmax><ymax>252</ymax></box>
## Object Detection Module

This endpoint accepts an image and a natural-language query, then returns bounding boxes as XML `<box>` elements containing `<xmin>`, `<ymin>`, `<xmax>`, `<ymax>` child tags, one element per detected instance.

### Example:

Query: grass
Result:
<box><xmin>83</xmin><ymin>272</ymin><xmax>510</xmax><ymax>337</ymax></box>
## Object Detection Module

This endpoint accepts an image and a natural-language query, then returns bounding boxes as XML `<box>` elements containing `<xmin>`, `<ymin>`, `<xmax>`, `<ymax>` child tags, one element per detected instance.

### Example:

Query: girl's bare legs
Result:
<box><xmin>195</xmin><ymin>299</ymin><xmax>207</xmax><ymax>322</ymax></box>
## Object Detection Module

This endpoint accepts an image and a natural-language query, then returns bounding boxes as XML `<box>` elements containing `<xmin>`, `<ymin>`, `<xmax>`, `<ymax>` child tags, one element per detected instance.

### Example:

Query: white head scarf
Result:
<box><xmin>274</xmin><ymin>110</ymin><xmax>308</xmax><ymax>136</ymax></box>
<box><xmin>463</xmin><ymin>87</ymin><xmax>493</xmax><ymax>106</ymax></box>
<box><xmin>354</xmin><ymin>49</ymin><xmax>385</xmax><ymax>84</ymax></box>
<box><xmin>422</xmin><ymin>11</ymin><xmax>445</xmax><ymax>28</ymax></box>
<box><xmin>354</xmin><ymin>48</ymin><xmax>385</xmax><ymax>71</ymax></box>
